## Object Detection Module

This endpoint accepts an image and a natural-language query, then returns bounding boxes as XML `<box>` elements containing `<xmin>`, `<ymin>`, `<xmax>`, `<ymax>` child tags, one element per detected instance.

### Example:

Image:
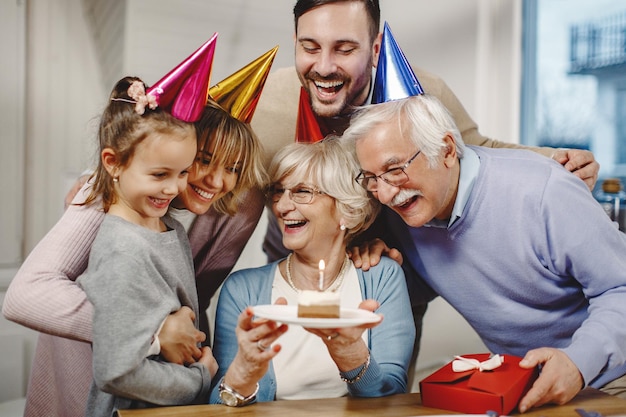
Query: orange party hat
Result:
<box><xmin>209</xmin><ymin>46</ymin><xmax>278</xmax><ymax>123</ymax></box>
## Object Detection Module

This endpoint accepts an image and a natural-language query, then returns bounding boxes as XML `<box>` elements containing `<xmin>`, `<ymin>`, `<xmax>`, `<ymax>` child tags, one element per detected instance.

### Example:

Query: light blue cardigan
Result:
<box><xmin>209</xmin><ymin>256</ymin><xmax>415</xmax><ymax>403</ymax></box>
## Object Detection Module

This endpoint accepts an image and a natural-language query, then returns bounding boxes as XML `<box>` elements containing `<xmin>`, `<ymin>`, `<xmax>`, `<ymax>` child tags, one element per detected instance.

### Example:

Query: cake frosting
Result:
<box><xmin>297</xmin><ymin>290</ymin><xmax>340</xmax><ymax>318</ymax></box>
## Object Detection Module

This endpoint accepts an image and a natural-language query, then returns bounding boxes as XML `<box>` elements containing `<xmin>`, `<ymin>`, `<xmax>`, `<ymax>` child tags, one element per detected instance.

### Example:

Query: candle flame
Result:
<box><xmin>319</xmin><ymin>260</ymin><xmax>325</xmax><ymax>271</ymax></box>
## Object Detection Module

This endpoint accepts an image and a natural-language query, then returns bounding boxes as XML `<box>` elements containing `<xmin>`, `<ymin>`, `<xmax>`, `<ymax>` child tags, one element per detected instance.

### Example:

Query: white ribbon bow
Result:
<box><xmin>452</xmin><ymin>354</ymin><xmax>504</xmax><ymax>372</ymax></box>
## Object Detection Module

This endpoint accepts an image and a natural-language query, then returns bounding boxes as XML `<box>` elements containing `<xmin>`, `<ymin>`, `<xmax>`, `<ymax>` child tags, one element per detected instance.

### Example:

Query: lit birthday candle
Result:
<box><xmin>318</xmin><ymin>260</ymin><xmax>325</xmax><ymax>290</ymax></box>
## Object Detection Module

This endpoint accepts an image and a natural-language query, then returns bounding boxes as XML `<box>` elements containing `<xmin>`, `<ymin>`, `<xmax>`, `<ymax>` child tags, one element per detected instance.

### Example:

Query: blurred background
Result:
<box><xmin>1</xmin><ymin>0</ymin><xmax>626</xmax><ymax>412</ymax></box>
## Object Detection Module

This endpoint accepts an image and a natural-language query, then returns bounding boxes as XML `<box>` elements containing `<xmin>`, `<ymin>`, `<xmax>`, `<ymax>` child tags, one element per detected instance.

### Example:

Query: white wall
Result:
<box><xmin>0</xmin><ymin>0</ymin><xmax>105</xmax><ymax>403</ymax></box>
<box><xmin>0</xmin><ymin>0</ymin><xmax>25</xmax><ymax>274</ymax></box>
<box><xmin>2</xmin><ymin>0</ymin><xmax>528</xmax><ymax>402</ymax></box>
<box><xmin>382</xmin><ymin>0</ymin><xmax>522</xmax><ymax>144</ymax></box>
<box><xmin>0</xmin><ymin>0</ymin><xmax>36</xmax><ymax>405</ymax></box>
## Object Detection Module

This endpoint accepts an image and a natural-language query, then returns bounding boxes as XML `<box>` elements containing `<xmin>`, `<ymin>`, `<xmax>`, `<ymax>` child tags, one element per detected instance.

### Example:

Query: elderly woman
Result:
<box><xmin>209</xmin><ymin>137</ymin><xmax>415</xmax><ymax>405</ymax></box>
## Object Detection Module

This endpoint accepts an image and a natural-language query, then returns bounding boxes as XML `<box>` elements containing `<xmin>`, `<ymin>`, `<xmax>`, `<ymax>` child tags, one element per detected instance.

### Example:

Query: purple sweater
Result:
<box><xmin>389</xmin><ymin>146</ymin><xmax>626</xmax><ymax>388</ymax></box>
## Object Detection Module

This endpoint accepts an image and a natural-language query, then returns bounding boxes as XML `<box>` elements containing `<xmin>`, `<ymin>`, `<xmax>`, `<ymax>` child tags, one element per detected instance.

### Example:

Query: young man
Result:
<box><xmin>343</xmin><ymin>93</ymin><xmax>626</xmax><ymax>412</ymax></box>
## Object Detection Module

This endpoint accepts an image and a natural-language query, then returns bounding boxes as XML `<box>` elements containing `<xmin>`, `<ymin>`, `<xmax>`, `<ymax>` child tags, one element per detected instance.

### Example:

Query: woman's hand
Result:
<box><xmin>305</xmin><ymin>299</ymin><xmax>382</xmax><ymax>372</ymax></box>
<box><xmin>348</xmin><ymin>238</ymin><xmax>403</xmax><ymax>271</ymax></box>
<box><xmin>159</xmin><ymin>306</ymin><xmax>206</xmax><ymax>365</ymax></box>
<box><xmin>223</xmin><ymin>298</ymin><xmax>289</xmax><ymax>397</ymax></box>
<box><xmin>64</xmin><ymin>174</ymin><xmax>90</xmax><ymax>209</ymax></box>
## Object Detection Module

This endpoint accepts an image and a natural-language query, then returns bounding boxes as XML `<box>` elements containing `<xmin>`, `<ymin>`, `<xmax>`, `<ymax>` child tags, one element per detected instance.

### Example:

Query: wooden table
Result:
<box><xmin>117</xmin><ymin>388</ymin><xmax>626</xmax><ymax>416</ymax></box>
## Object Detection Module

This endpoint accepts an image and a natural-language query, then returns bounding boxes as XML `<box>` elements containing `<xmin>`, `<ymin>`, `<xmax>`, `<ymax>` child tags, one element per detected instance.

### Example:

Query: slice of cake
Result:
<box><xmin>297</xmin><ymin>290</ymin><xmax>340</xmax><ymax>318</ymax></box>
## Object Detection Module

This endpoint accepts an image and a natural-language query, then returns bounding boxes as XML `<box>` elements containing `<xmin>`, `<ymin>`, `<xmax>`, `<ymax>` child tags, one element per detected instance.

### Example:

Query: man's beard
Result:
<box><xmin>301</xmin><ymin>69</ymin><xmax>370</xmax><ymax>119</ymax></box>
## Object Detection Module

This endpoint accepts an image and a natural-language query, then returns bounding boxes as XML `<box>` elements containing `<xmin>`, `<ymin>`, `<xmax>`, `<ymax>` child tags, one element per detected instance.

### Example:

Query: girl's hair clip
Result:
<box><xmin>111</xmin><ymin>81</ymin><xmax>158</xmax><ymax>115</ymax></box>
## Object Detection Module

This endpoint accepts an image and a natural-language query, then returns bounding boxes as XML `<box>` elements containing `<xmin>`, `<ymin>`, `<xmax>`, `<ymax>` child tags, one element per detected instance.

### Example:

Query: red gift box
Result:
<box><xmin>419</xmin><ymin>353</ymin><xmax>539</xmax><ymax>415</ymax></box>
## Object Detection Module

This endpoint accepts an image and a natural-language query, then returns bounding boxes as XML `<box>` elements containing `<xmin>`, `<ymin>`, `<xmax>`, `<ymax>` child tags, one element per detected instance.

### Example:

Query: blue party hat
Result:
<box><xmin>372</xmin><ymin>22</ymin><xmax>424</xmax><ymax>104</ymax></box>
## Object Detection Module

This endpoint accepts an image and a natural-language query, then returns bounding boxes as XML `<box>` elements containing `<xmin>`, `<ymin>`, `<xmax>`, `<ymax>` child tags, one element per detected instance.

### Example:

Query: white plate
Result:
<box><xmin>252</xmin><ymin>304</ymin><xmax>382</xmax><ymax>329</ymax></box>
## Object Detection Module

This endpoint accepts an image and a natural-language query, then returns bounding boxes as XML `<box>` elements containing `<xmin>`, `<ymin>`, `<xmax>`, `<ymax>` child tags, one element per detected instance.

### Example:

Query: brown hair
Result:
<box><xmin>293</xmin><ymin>0</ymin><xmax>380</xmax><ymax>43</ymax></box>
<box><xmin>83</xmin><ymin>76</ymin><xmax>195</xmax><ymax>211</ymax></box>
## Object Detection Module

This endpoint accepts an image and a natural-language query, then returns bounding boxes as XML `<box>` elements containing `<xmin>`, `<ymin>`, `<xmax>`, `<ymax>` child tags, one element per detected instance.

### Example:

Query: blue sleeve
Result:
<box><xmin>209</xmin><ymin>265</ymin><xmax>277</xmax><ymax>403</ymax></box>
<box><xmin>346</xmin><ymin>257</ymin><xmax>415</xmax><ymax>396</ymax></box>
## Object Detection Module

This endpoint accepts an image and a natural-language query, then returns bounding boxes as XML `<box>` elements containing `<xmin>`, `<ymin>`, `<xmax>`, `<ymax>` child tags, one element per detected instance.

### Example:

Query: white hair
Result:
<box><xmin>342</xmin><ymin>94</ymin><xmax>465</xmax><ymax>167</ymax></box>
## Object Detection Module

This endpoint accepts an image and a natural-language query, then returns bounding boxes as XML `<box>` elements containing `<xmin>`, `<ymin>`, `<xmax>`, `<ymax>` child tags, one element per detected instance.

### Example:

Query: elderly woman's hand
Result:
<box><xmin>304</xmin><ymin>299</ymin><xmax>382</xmax><ymax>373</ymax></box>
<box><xmin>222</xmin><ymin>298</ymin><xmax>289</xmax><ymax>397</ymax></box>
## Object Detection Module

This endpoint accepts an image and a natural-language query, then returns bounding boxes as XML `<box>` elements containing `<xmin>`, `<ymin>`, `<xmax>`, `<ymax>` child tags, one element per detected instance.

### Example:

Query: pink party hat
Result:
<box><xmin>295</xmin><ymin>87</ymin><xmax>326</xmax><ymax>143</ymax></box>
<box><xmin>209</xmin><ymin>46</ymin><xmax>279</xmax><ymax>123</ymax></box>
<box><xmin>372</xmin><ymin>22</ymin><xmax>424</xmax><ymax>104</ymax></box>
<box><xmin>147</xmin><ymin>33</ymin><xmax>218</xmax><ymax>122</ymax></box>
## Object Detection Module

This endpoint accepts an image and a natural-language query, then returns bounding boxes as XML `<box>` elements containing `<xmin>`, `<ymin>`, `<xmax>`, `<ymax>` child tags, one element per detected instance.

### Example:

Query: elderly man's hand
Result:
<box><xmin>517</xmin><ymin>347</ymin><xmax>583</xmax><ymax>413</ymax></box>
<box><xmin>552</xmin><ymin>149</ymin><xmax>599</xmax><ymax>191</ymax></box>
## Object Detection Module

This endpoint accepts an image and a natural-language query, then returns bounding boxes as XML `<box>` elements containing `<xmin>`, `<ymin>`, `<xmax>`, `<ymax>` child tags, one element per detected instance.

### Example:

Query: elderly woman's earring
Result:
<box><xmin>340</xmin><ymin>223</ymin><xmax>346</xmax><ymax>231</ymax></box>
<box><xmin>113</xmin><ymin>176</ymin><xmax>119</xmax><ymax>183</ymax></box>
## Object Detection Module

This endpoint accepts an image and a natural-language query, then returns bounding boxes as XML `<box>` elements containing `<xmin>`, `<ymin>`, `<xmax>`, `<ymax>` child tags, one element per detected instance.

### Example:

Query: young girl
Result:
<box><xmin>4</xmin><ymin>78</ymin><xmax>267</xmax><ymax>417</ymax></box>
<box><xmin>77</xmin><ymin>76</ymin><xmax>218</xmax><ymax>416</ymax></box>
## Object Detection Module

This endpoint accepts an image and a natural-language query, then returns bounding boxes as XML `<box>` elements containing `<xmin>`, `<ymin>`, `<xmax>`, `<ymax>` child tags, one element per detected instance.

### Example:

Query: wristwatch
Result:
<box><xmin>218</xmin><ymin>380</ymin><xmax>258</xmax><ymax>407</ymax></box>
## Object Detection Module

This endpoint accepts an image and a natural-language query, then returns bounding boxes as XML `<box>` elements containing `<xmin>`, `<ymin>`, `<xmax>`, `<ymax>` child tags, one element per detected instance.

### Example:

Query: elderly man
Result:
<box><xmin>342</xmin><ymin>93</ymin><xmax>626</xmax><ymax>412</ymax></box>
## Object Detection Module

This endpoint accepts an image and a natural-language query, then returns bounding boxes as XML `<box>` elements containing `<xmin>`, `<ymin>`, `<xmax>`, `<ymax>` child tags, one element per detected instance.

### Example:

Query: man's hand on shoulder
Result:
<box><xmin>551</xmin><ymin>149</ymin><xmax>599</xmax><ymax>191</ymax></box>
<box><xmin>348</xmin><ymin>238</ymin><xmax>403</xmax><ymax>271</ymax></box>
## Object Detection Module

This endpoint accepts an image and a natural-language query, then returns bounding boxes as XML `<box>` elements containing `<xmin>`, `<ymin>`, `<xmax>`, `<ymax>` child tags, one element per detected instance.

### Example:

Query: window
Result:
<box><xmin>522</xmin><ymin>0</ymin><xmax>626</xmax><ymax>178</ymax></box>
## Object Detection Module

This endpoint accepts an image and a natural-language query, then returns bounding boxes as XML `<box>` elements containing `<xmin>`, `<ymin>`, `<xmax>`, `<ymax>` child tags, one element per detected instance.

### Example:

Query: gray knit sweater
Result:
<box><xmin>77</xmin><ymin>214</ymin><xmax>211</xmax><ymax>416</ymax></box>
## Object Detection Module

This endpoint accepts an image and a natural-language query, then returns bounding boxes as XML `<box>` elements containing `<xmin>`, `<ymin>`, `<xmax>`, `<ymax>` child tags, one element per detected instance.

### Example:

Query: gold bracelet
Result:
<box><xmin>340</xmin><ymin>353</ymin><xmax>371</xmax><ymax>384</ymax></box>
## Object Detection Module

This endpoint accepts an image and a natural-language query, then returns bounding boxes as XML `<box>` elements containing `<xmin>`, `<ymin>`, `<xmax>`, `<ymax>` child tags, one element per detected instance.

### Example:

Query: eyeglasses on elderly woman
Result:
<box><xmin>267</xmin><ymin>184</ymin><xmax>326</xmax><ymax>205</ymax></box>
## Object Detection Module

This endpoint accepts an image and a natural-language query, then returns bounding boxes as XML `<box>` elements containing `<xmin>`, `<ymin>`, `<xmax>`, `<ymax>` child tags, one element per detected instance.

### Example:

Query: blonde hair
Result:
<box><xmin>343</xmin><ymin>94</ymin><xmax>466</xmax><ymax>167</ymax></box>
<box><xmin>195</xmin><ymin>99</ymin><xmax>267</xmax><ymax>215</ymax></box>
